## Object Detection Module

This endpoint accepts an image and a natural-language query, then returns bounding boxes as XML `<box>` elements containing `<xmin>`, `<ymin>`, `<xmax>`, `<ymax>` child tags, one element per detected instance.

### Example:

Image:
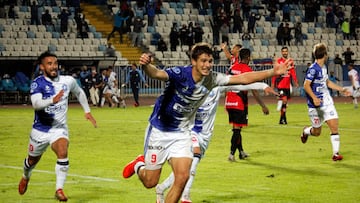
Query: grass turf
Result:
<box><xmin>0</xmin><ymin>100</ymin><xmax>359</xmax><ymax>203</ymax></box>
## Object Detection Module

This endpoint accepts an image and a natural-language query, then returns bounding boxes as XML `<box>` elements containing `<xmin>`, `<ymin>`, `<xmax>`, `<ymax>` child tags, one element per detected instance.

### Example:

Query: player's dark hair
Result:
<box><xmin>239</xmin><ymin>48</ymin><xmax>251</xmax><ymax>60</ymax></box>
<box><xmin>190</xmin><ymin>42</ymin><xmax>213</xmax><ymax>60</ymax></box>
<box><xmin>313</xmin><ymin>43</ymin><xmax>327</xmax><ymax>59</ymax></box>
<box><xmin>37</xmin><ymin>51</ymin><xmax>57</xmax><ymax>64</ymax></box>
<box><xmin>281</xmin><ymin>46</ymin><xmax>288</xmax><ymax>51</ymax></box>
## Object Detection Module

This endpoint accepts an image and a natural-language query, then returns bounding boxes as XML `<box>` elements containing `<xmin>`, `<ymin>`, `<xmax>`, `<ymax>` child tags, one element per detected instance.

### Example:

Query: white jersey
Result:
<box><xmin>30</xmin><ymin>75</ymin><xmax>90</xmax><ymax>132</ymax></box>
<box><xmin>192</xmin><ymin>83</ymin><xmax>269</xmax><ymax>151</ymax></box>
<box><xmin>348</xmin><ymin>69</ymin><xmax>359</xmax><ymax>89</ymax></box>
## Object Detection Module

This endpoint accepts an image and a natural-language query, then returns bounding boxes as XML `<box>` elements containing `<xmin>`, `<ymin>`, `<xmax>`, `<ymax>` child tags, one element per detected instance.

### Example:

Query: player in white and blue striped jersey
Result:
<box><xmin>18</xmin><ymin>52</ymin><xmax>97</xmax><ymax>201</ymax></box>
<box><xmin>301</xmin><ymin>43</ymin><xmax>350</xmax><ymax>161</ymax></box>
<box><xmin>123</xmin><ymin>42</ymin><xmax>292</xmax><ymax>203</ymax></box>
<box><xmin>155</xmin><ymin>83</ymin><xmax>277</xmax><ymax>203</ymax></box>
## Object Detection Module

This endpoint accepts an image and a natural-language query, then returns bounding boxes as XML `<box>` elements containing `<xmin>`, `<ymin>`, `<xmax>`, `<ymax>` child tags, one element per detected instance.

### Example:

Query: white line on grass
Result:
<box><xmin>0</xmin><ymin>164</ymin><xmax>119</xmax><ymax>182</ymax></box>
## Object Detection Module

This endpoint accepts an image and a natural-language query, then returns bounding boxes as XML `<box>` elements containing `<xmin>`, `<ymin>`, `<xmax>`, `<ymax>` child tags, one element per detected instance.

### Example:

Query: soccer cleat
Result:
<box><xmin>122</xmin><ymin>155</ymin><xmax>145</xmax><ymax>178</ymax></box>
<box><xmin>18</xmin><ymin>177</ymin><xmax>29</xmax><ymax>195</ymax></box>
<box><xmin>55</xmin><ymin>189</ymin><xmax>68</xmax><ymax>202</ymax></box>
<box><xmin>239</xmin><ymin>151</ymin><xmax>249</xmax><ymax>160</ymax></box>
<box><xmin>332</xmin><ymin>153</ymin><xmax>343</xmax><ymax>161</ymax></box>
<box><xmin>279</xmin><ymin>119</ymin><xmax>287</xmax><ymax>125</ymax></box>
<box><xmin>301</xmin><ymin>127</ymin><xmax>308</xmax><ymax>144</ymax></box>
<box><xmin>155</xmin><ymin>185</ymin><xmax>165</xmax><ymax>203</ymax></box>
<box><xmin>228</xmin><ymin>154</ymin><xmax>235</xmax><ymax>162</ymax></box>
<box><xmin>181</xmin><ymin>194</ymin><xmax>192</xmax><ymax>203</ymax></box>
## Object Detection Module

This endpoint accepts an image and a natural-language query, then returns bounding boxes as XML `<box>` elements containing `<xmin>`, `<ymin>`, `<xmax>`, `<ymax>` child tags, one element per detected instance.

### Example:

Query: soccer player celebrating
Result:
<box><xmin>122</xmin><ymin>42</ymin><xmax>293</xmax><ymax>203</ymax></box>
<box><xmin>271</xmin><ymin>46</ymin><xmax>299</xmax><ymax>124</ymax></box>
<box><xmin>301</xmin><ymin>43</ymin><xmax>351</xmax><ymax>161</ymax></box>
<box><xmin>155</xmin><ymin>83</ymin><xmax>278</xmax><ymax>203</ymax></box>
<box><xmin>18</xmin><ymin>51</ymin><xmax>97</xmax><ymax>201</ymax></box>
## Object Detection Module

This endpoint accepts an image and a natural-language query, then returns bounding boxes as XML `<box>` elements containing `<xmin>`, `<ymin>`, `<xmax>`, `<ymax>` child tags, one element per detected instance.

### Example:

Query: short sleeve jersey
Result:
<box><xmin>30</xmin><ymin>75</ymin><xmax>81</xmax><ymax>132</ymax></box>
<box><xmin>149</xmin><ymin>66</ymin><xmax>229</xmax><ymax>132</ymax></box>
<box><xmin>225</xmin><ymin>63</ymin><xmax>252</xmax><ymax>110</ymax></box>
<box><xmin>272</xmin><ymin>57</ymin><xmax>297</xmax><ymax>89</ymax></box>
<box><xmin>304</xmin><ymin>62</ymin><xmax>334</xmax><ymax>108</ymax></box>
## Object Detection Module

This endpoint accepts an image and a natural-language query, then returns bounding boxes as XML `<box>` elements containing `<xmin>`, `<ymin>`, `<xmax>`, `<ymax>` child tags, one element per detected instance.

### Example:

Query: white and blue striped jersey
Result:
<box><xmin>192</xmin><ymin>83</ymin><xmax>269</xmax><ymax>142</ymax></box>
<box><xmin>304</xmin><ymin>62</ymin><xmax>334</xmax><ymax>108</ymax></box>
<box><xmin>30</xmin><ymin>75</ymin><xmax>90</xmax><ymax>132</ymax></box>
<box><xmin>149</xmin><ymin>66</ymin><xmax>229</xmax><ymax>132</ymax></box>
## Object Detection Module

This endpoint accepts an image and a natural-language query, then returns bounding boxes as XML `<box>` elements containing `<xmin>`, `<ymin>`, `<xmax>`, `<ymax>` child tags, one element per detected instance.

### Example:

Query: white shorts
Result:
<box><xmin>28</xmin><ymin>128</ymin><xmax>69</xmax><ymax>157</ymax></box>
<box><xmin>143</xmin><ymin>125</ymin><xmax>193</xmax><ymax>170</ymax></box>
<box><xmin>191</xmin><ymin>131</ymin><xmax>211</xmax><ymax>157</ymax></box>
<box><xmin>308</xmin><ymin>105</ymin><xmax>338</xmax><ymax>128</ymax></box>
<box><xmin>344</xmin><ymin>86</ymin><xmax>360</xmax><ymax>98</ymax></box>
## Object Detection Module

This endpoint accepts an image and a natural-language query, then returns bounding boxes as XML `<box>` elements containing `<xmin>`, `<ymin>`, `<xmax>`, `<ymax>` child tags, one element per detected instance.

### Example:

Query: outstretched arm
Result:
<box><xmin>227</xmin><ymin>59</ymin><xmax>293</xmax><ymax>85</ymax></box>
<box><xmin>139</xmin><ymin>53</ymin><xmax>169</xmax><ymax>81</ymax></box>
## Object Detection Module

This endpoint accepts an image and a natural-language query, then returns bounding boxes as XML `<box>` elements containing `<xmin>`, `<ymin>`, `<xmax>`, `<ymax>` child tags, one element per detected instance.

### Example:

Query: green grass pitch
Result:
<box><xmin>0</xmin><ymin>99</ymin><xmax>359</xmax><ymax>203</ymax></box>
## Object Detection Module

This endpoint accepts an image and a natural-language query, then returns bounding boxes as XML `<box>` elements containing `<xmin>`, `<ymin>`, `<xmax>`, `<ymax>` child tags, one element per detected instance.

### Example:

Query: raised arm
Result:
<box><xmin>139</xmin><ymin>53</ymin><xmax>169</xmax><ymax>81</ymax></box>
<box><xmin>227</xmin><ymin>58</ymin><xmax>293</xmax><ymax>85</ymax></box>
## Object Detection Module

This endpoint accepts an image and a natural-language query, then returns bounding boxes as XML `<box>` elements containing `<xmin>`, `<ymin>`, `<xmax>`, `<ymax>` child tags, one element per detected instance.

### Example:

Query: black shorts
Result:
<box><xmin>227</xmin><ymin>108</ymin><xmax>248</xmax><ymax>127</ymax></box>
<box><xmin>278</xmin><ymin>88</ymin><xmax>291</xmax><ymax>99</ymax></box>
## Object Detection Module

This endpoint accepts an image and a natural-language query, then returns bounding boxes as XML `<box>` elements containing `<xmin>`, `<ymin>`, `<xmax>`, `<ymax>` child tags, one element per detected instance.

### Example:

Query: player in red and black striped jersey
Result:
<box><xmin>225</xmin><ymin>48</ymin><xmax>269</xmax><ymax>161</ymax></box>
<box><xmin>271</xmin><ymin>47</ymin><xmax>299</xmax><ymax>124</ymax></box>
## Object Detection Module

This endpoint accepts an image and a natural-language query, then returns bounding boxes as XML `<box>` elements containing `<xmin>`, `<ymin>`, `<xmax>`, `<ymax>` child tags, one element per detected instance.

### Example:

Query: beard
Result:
<box><xmin>44</xmin><ymin>69</ymin><xmax>59</xmax><ymax>80</ymax></box>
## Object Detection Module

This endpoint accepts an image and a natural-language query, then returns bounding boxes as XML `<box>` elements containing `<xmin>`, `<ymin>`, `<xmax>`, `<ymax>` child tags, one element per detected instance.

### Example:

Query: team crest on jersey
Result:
<box><xmin>172</xmin><ymin>67</ymin><xmax>181</xmax><ymax>74</ymax></box>
<box><xmin>30</xmin><ymin>82</ymin><xmax>38</xmax><ymax>92</ymax></box>
<box><xmin>45</xmin><ymin>85</ymin><xmax>52</xmax><ymax>93</ymax></box>
<box><xmin>62</xmin><ymin>84</ymin><xmax>68</xmax><ymax>91</ymax></box>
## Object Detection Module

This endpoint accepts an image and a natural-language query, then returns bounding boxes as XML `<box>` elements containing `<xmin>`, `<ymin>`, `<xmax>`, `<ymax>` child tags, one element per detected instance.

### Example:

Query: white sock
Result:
<box><xmin>353</xmin><ymin>98</ymin><xmax>358</xmax><ymax>105</ymax></box>
<box><xmin>55</xmin><ymin>158</ymin><xmax>69</xmax><ymax>190</ymax></box>
<box><xmin>100</xmin><ymin>97</ymin><xmax>105</xmax><ymax>107</ymax></box>
<box><xmin>157</xmin><ymin>172</ymin><xmax>174</xmax><ymax>193</ymax></box>
<box><xmin>23</xmin><ymin>157</ymin><xmax>35</xmax><ymax>179</ymax></box>
<box><xmin>112</xmin><ymin>95</ymin><xmax>119</xmax><ymax>103</ymax></box>
<box><xmin>276</xmin><ymin>100</ymin><xmax>282</xmax><ymax>111</ymax></box>
<box><xmin>134</xmin><ymin>161</ymin><xmax>145</xmax><ymax>176</ymax></box>
<box><xmin>182</xmin><ymin>156</ymin><xmax>200</xmax><ymax>200</ymax></box>
<box><xmin>330</xmin><ymin>134</ymin><xmax>340</xmax><ymax>155</ymax></box>
<box><xmin>304</xmin><ymin>127</ymin><xmax>312</xmax><ymax>135</ymax></box>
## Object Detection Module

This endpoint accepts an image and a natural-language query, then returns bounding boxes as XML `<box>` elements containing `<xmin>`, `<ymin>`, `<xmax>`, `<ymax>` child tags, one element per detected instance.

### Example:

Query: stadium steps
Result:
<box><xmin>81</xmin><ymin>3</ymin><xmax>142</xmax><ymax>63</ymax></box>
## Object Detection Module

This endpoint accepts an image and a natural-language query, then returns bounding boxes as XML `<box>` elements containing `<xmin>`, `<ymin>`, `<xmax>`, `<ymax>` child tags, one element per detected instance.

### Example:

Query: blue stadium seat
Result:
<box><xmin>169</xmin><ymin>2</ymin><xmax>177</xmax><ymax>8</ymax></box>
<box><xmin>93</xmin><ymin>32</ymin><xmax>102</xmax><ymax>39</ymax></box>
<box><xmin>147</xmin><ymin>26</ymin><xmax>156</xmax><ymax>33</ymax></box>
<box><xmin>307</xmin><ymin>27</ymin><xmax>315</xmax><ymax>34</ymax></box>
<box><xmin>48</xmin><ymin>44</ymin><xmax>57</xmax><ymax>52</ymax></box>
<box><xmin>261</xmin><ymin>39</ymin><xmax>269</xmax><ymax>46</ymax></box>
<box><xmin>98</xmin><ymin>44</ymin><xmax>106</xmax><ymax>51</ymax></box>
<box><xmin>335</xmin><ymin>40</ymin><xmax>344</xmax><ymax>46</ymax></box>
<box><xmin>160</xmin><ymin>7</ymin><xmax>168</xmax><ymax>14</ymax></box>
<box><xmin>27</xmin><ymin>31</ymin><xmax>35</xmax><ymax>38</ymax></box>
<box><xmin>176</xmin><ymin>2</ymin><xmax>185</xmax><ymax>8</ymax></box>
<box><xmin>52</xmin><ymin>32</ymin><xmax>60</xmax><ymax>38</ymax></box>
<box><xmin>175</xmin><ymin>8</ymin><xmax>184</xmax><ymax>15</ymax></box>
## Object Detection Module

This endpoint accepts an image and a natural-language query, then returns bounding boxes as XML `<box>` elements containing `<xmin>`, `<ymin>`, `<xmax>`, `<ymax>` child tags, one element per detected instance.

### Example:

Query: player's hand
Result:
<box><xmin>121</xmin><ymin>84</ymin><xmax>126</xmax><ymax>87</ymax></box>
<box><xmin>312</xmin><ymin>97</ymin><xmax>322</xmax><ymax>107</ymax></box>
<box><xmin>139</xmin><ymin>53</ymin><xmax>152</xmax><ymax>66</ymax></box>
<box><xmin>341</xmin><ymin>88</ymin><xmax>351</xmax><ymax>97</ymax></box>
<box><xmin>53</xmin><ymin>90</ymin><xmax>64</xmax><ymax>104</ymax></box>
<box><xmin>262</xmin><ymin>106</ymin><xmax>269</xmax><ymax>115</ymax></box>
<box><xmin>145</xmin><ymin>83</ymin><xmax>149</xmax><ymax>88</ymax></box>
<box><xmin>274</xmin><ymin>58</ymin><xmax>294</xmax><ymax>75</ymax></box>
<box><xmin>264</xmin><ymin>86</ymin><xmax>279</xmax><ymax>96</ymax></box>
<box><xmin>85</xmin><ymin>112</ymin><xmax>97</xmax><ymax>128</ymax></box>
